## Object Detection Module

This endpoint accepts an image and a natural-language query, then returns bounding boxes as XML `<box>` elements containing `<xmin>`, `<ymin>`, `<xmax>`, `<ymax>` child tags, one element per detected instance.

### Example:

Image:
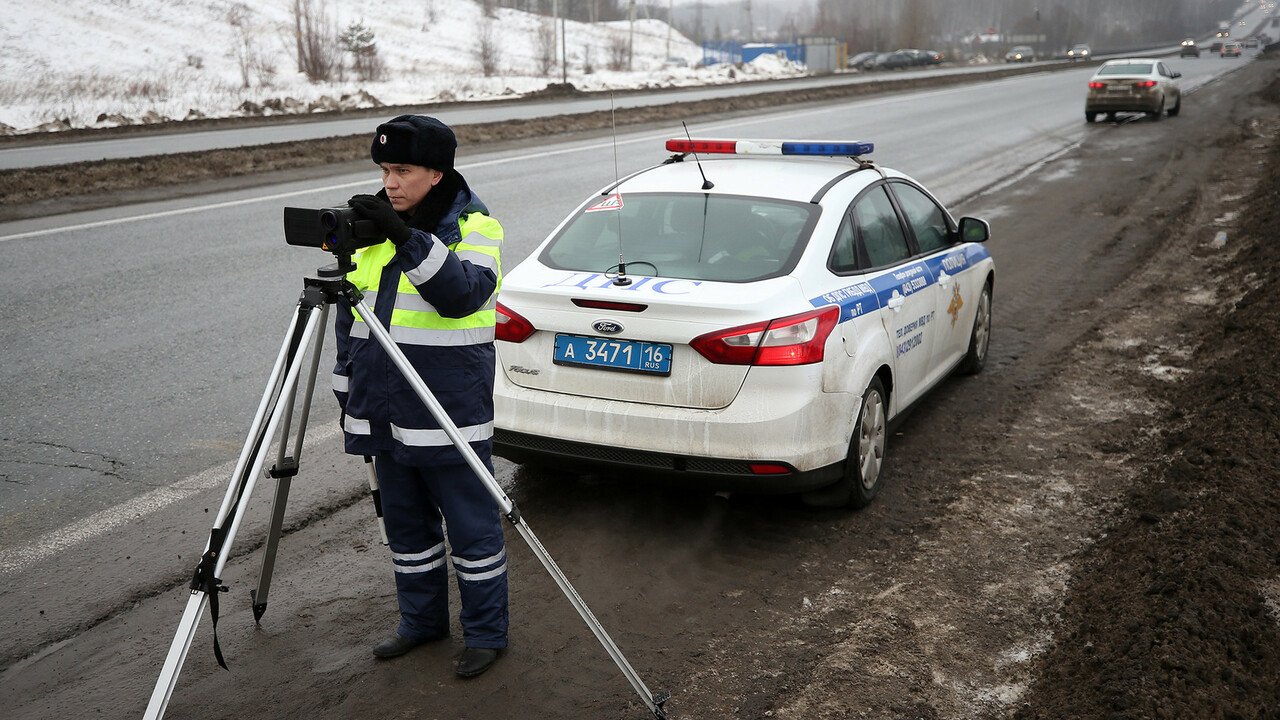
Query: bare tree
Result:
<box><xmin>536</xmin><ymin>17</ymin><xmax>557</xmax><ymax>76</ymax></box>
<box><xmin>293</xmin><ymin>0</ymin><xmax>338</xmax><ymax>83</ymax></box>
<box><xmin>227</xmin><ymin>2</ymin><xmax>257</xmax><ymax>88</ymax></box>
<box><xmin>477</xmin><ymin>18</ymin><xmax>501</xmax><ymax>77</ymax></box>
<box><xmin>608</xmin><ymin>34</ymin><xmax>630</xmax><ymax>70</ymax></box>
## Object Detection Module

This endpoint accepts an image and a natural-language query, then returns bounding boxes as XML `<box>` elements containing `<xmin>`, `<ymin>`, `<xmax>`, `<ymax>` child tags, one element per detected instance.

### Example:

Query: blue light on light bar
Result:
<box><xmin>782</xmin><ymin>141</ymin><xmax>874</xmax><ymax>156</ymax></box>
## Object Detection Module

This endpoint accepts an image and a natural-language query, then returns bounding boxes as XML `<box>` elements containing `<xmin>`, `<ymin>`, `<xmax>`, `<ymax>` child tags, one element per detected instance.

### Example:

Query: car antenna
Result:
<box><xmin>681</xmin><ymin>121</ymin><xmax>714</xmax><ymax>190</ymax></box>
<box><xmin>609</xmin><ymin>93</ymin><xmax>632</xmax><ymax>287</ymax></box>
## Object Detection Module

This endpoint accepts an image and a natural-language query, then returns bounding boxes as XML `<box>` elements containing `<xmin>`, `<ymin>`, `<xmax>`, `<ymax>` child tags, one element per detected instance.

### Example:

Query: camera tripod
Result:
<box><xmin>143</xmin><ymin>256</ymin><xmax>669</xmax><ymax>719</ymax></box>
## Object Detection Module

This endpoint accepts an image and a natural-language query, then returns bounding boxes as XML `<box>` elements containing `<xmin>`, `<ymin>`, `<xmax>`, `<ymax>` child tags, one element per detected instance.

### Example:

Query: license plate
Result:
<box><xmin>553</xmin><ymin>334</ymin><xmax>672</xmax><ymax>376</ymax></box>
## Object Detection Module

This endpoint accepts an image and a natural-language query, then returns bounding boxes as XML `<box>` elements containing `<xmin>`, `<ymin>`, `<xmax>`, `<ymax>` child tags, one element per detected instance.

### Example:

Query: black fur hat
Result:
<box><xmin>370</xmin><ymin>114</ymin><xmax>456</xmax><ymax>170</ymax></box>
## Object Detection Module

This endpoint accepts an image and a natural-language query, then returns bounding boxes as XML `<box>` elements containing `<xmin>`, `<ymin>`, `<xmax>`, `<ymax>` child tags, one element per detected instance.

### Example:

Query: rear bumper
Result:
<box><xmin>1086</xmin><ymin>93</ymin><xmax>1162</xmax><ymax>113</ymax></box>
<box><xmin>493</xmin><ymin>364</ymin><xmax>856</xmax><ymax>493</ymax></box>
<box><xmin>494</xmin><ymin>428</ymin><xmax>844</xmax><ymax>494</ymax></box>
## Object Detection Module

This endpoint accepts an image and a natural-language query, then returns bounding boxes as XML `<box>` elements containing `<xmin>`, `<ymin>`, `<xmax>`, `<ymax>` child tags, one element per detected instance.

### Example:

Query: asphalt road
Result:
<box><xmin>0</xmin><ymin>60</ymin><xmax>1115</xmax><ymax>170</ymax></box>
<box><xmin>0</xmin><ymin>47</ymin><xmax>1259</xmax><ymax>678</ymax></box>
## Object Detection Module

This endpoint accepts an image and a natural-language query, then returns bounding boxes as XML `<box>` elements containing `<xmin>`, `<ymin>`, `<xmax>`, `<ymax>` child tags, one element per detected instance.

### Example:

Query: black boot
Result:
<box><xmin>455</xmin><ymin>647</ymin><xmax>500</xmax><ymax>677</ymax></box>
<box><xmin>372</xmin><ymin>633</ymin><xmax>425</xmax><ymax>659</ymax></box>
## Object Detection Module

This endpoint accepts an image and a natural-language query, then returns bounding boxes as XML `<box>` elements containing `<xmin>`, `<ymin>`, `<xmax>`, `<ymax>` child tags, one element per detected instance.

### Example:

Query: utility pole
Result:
<box><xmin>629</xmin><ymin>0</ymin><xmax>636</xmax><ymax>70</ymax></box>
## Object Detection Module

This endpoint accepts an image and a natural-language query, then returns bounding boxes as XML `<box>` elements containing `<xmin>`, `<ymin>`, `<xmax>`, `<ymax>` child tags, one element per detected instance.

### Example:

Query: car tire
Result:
<box><xmin>1085</xmin><ymin>111</ymin><xmax>1098</xmax><ymax>123</ymax></box>
<box><xmin>800</xmin><ymin>377</ymin><xmax>887</xmax><ymax>510</ymax></box>
<box><xmin>958</xmin><ymin>281</ymin><xmax>992</xmax><ymax>375</ymax></box>
<box><xmin>1148</xmin><ymin>95</ymin><xmax>1165</xmax><ymax>121</ymax></box>
<box><xmin>1107</xmin><ymin>112</ymin><xmax>1118</xmax><ymax>122</ymax></box>
<box><xmin>1168</xmin><ymin>95</ymin><xmax>1182</xmax><ymax>117</ymax></box>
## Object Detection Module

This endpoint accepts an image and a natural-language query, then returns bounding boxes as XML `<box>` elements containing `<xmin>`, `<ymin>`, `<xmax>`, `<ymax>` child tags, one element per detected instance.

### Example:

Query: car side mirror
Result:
<box><xmin>1172</xmin><ymin>71</ymin><xmax>1182</xmax><ymax>78</ymax></box>
<box><xmin>958</xmin><ymin>217</ymin><xmax>990</xmax><ymax>244</ymax></box>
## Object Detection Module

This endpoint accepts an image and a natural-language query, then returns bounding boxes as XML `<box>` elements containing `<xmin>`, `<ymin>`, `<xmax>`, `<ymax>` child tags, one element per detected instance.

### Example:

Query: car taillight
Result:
<box><xmin>1088</xmin><ymin>81</ymin><xmax>1105</xmax><ymax>88</ymax></box>
<box><xmin>495</xmin><ymin>302</ymin><xmax>536</xmax><ymax>343</ymax></box>
<box><xmin>690</xmin><ymin>306</ymin><xmax>839</xmax><ymax>366</ymax></box>
<box><xmin>1133</xmin><ymin>80</ymin><xmax>1158</xmax><ymax>88</ymax></box>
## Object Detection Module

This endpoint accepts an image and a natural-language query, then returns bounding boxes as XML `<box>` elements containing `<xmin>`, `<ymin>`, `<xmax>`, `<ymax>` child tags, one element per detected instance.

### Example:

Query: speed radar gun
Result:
<box><xmin>143</xmin><ymin>207</ymin><xmax>670</xmax><ymax>719</ymax></box>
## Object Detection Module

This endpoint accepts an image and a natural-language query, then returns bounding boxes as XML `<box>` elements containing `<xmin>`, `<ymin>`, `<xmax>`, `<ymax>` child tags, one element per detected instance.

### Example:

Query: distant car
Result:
<box><xmin>849</xmin><ymin>51</ymin><xmax>879</xmax><ymax>70</ymax></box>
<box><xmin>1067</xmin><ymin>44</ymin><xmax>1092</xmax><ymax>60</ymax></box>
<box><xmin>923</xmin><ymin>49</ymin><xmax>945</xmax><ymax>64</ymax></box>
<box><xmin>1085</xmin><ymin>58</ymin><xmax>1182</xmax><ymax>122</ymax></box>
<box><xmin>1005</xmin><ymin>45</ymin><xmax>1035</xmax><ymax>62</ymax></box>
<box><xmin>661</xmin><ymin>57</ymin><xmax>688</xmax><ymax>69</ymax></box>
<box><xmin>1244</xmin><ymin>37</ymin><xmax>1259</xmax><ymax>48</ymax></box>
<box><xmin>874</xmin><ymin>51</ymin><xmax>914</xmax><ymax>70</ymax></box>
<box><xmin>1180</xmin><ymin>38</ymin><xmax>1200</xmax><ymax>57</ymax></box>
<box><xmin>1221</xmin><ymin>41</ymin><xmax>1243</xmax><ymax>57</ymax></box>
<box><xmin>493</xmin><ymin>138</ymin><xmax>996</xmax><ymax>508</ymax></box>
<box><xmin>1210</xmin><ymin>40</ymin><xmax>1227</xmax><ymax>53</ymax></box>
<box><xmin>889</xmin><ymin>49</ymin><xmax>929</xmax><ymax>66</ymax></box>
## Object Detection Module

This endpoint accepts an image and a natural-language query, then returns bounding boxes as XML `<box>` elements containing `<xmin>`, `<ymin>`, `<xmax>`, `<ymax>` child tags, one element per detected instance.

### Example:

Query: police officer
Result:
<box><xmin>333</xmin><ymin>115</ymin><xmax>506</xmax><ymax>678</ymax></box>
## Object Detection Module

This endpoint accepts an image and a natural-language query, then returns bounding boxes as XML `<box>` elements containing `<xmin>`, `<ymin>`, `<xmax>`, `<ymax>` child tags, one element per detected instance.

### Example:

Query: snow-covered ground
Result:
<box><xmin>0</xmin><ymin>0</ymin><xmax>806</xmax><ymax>134</ymax></box>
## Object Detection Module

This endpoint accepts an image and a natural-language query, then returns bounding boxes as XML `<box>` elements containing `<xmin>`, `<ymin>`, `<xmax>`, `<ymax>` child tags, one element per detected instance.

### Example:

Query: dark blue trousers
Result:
<box><xmin>374</xmin><ymin>455</ymin><xmax>508</xmax><ymax>649</ymax></box>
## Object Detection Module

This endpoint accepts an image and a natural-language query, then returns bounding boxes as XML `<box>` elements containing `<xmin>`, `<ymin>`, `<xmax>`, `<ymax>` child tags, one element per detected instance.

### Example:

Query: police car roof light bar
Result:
<box><xmin>665</xmin><ymin>139</ymin><xmax>874</xmax><ymax>157</ymax></box>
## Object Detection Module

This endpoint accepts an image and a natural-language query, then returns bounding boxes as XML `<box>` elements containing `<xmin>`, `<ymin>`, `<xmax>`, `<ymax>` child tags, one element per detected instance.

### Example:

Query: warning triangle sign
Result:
<box><xmin>585</xmin><ymin>193</ymin><xmax>624</xmax><ymax>212</ymax></box>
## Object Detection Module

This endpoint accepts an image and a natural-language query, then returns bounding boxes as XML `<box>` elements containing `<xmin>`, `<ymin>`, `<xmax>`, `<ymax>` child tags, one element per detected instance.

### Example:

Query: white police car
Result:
<box><xmin>493</xmin><ymin>139</ymin><xmax>994</xmax><ymax>508</ymax></box>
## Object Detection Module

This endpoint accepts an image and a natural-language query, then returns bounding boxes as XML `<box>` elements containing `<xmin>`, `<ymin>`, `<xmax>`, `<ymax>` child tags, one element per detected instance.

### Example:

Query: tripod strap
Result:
<box><xmin>190</xmin><ymin>527</ymin><xmax>231</xmax><ymax>670</ymax></box>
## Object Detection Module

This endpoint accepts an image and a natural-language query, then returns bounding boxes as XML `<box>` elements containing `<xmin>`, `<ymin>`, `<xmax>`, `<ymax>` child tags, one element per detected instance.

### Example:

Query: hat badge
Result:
<box><xmin>379</xmin><ymin>134</ymin><xmax>387</xmax><ymax>145</ymax></box>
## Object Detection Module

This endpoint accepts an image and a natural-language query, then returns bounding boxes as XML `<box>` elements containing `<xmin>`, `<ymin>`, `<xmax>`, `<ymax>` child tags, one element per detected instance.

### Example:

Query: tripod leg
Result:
<box><xmin>145</xmin><ymin>299</ymin><xmax>329</xmax><ymax>720</ymax></box>
<box><xmin>363</xmin><ymin>456</ymin><xmax>390</xmax><ymax>545</ymax></box>
<box><xmin>251</xmin><ymin>302</ymin><xmax>330</xmax><ymax>622</ymax></box>
<box><xmin>251</xmin><ymin>474</ymin><xmax>291</xmax><ymax>622</ymax></box>
<box><xmin>349</xmin><ymin>298</ymin><xmax>669</xmax><ymax>719</ymax></box>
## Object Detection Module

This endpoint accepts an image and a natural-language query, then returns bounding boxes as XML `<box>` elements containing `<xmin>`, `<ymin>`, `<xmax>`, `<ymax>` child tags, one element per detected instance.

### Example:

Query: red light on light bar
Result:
<box><xmin>666</xmin><ymin>139</ymin><xmax>738</xmax><ymax>154</ymax></box>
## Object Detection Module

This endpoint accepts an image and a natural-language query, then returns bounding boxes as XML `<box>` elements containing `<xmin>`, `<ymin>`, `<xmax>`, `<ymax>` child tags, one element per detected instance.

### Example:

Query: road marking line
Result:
<box><xmin>0</xmin><ymin>425</ymin><xmax>340</xmax><ymax>577</ymax></box>
<box><xmin>0</xmin><ymin>86</ymin><xmax>980</xmax><ymax>244</ymax></box>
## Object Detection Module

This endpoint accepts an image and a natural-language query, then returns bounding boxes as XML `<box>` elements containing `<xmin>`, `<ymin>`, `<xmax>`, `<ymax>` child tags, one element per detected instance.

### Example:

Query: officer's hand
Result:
<box><xmin>348</xmin><ymin>194</ymin><xmax>412</xmax><ymax>246</ymax></box>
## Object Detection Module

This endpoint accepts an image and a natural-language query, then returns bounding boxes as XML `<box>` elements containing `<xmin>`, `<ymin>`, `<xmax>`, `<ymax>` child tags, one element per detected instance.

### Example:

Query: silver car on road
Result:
<box><xmin>1085</xmin><ymin>58</ymin><xmax>1182</xmax><ymax>122</ymax></box>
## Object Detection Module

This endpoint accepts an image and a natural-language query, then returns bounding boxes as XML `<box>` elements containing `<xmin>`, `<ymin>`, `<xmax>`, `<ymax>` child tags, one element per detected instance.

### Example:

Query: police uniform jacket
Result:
<box><xmin>333</xmin><ymin>178</ymin><xmax>502</xmax><ymax>466</ymax></box>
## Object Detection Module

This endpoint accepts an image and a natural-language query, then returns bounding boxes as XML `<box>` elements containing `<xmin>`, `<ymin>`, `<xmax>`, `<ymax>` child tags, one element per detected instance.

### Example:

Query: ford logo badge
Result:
<box><xmin>592</xmin><ymin>320</ymin><xmax>624</xmax><ymax>334</ymax></box>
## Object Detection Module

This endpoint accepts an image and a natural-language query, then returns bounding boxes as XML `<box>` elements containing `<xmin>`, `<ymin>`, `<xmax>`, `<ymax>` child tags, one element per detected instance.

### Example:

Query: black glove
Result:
<box><xmin>347</xmin><ymin>194</ymin><xmax>412</xmax><ymax>246</ymax></box>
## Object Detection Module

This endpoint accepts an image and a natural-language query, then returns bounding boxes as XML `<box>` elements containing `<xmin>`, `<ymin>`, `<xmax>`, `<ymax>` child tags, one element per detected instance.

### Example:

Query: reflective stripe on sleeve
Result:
<box><xmin>332</xmin><ymin>372</ymin><xmax>349</xmax><ymax>393</ymax></box>
<box><xmin>404</xmin><ymin>239</ymin><xmax>450</xmax><ymax>286</ymax></box>
<box><xmin>455</xmin><ymin>249</ymin><xmax>499</xmax><ymax>272</ymax></box>
<box><xmin>391</xmin><ymin>421</ymin><xmax>494</xmax><ymax>447</ymax></box>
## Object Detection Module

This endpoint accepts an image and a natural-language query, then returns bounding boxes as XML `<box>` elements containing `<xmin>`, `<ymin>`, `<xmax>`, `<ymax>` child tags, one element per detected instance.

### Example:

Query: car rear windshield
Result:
<box><xmin>540</xmin><ymin>193</ymin><xmax>818</xmax><ymax>283</ymax></box>
<box><xmin>1097</xmin><ymin>63</ymin><xmax>1153</xmax><ymax>75</ymax></box>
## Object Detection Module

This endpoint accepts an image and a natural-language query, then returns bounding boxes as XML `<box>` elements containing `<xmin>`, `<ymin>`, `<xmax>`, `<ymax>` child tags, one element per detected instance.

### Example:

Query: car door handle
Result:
<box><xmin>887</xmin><ymin>291</ymin><xmax>905</xmax><ymax>311</ymax></box>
